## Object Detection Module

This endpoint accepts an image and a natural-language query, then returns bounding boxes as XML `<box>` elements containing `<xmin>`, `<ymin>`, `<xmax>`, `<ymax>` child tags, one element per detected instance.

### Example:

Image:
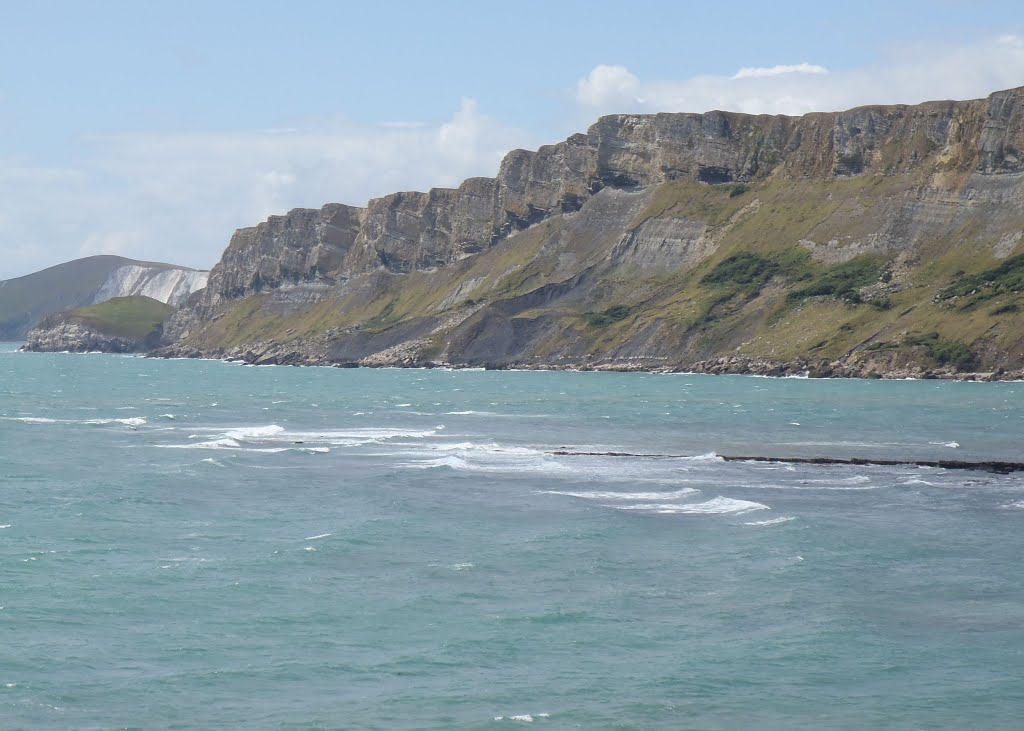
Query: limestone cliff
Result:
<box><xmin>159</xmin><ymin>87</ymin><xmax>1024</xmax><ymax>378</ymax></box>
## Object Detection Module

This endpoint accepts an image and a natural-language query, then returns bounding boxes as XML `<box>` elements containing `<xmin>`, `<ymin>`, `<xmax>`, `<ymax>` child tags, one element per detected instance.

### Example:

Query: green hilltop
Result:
<box><xmin>62</xmin><ymin>296</ymin><xmax>174</xmax><ymax>341</ymax></box>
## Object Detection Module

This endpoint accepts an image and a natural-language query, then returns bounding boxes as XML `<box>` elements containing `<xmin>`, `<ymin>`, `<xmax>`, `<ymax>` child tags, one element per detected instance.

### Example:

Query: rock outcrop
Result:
<box><xmin>22</xmin><ymin>319</ymin><xmax>146</xmax><ymax>353</ymax></box>
<box><xmin>22</xmin><ymin>296</ymin><xmax>172</xmax><ymax>353</ymax></box>
<box><xmin>150</xmin><ymin>88</ymin><xmax>1024</xmax><ymax>376</ymax></box>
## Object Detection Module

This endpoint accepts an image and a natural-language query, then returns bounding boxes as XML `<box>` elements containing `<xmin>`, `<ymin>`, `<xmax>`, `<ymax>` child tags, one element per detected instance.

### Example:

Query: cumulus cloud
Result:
<box><xmin>0</xmin><ymin>99</ymin><xmax>531</xmax><ymax>278</ymax></box>
<box><xmin>573</xmin><ymin>34</ymin><xmax>1024</xmax><ymax>118</ymax></box>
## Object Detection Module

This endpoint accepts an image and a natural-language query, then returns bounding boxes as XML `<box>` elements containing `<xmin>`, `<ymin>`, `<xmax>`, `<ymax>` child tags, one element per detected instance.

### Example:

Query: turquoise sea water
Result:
<box><xmin>2</xmin><ymin>342</ymin><xmax>1024</xmax><ymax>729</ymax></box>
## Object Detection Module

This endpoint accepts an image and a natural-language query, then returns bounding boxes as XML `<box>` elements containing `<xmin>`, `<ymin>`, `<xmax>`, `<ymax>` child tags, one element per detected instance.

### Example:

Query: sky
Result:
<box><xmin>2</xmin><ymin>0</ymin><xmax>1023</xmax><ymax>279</ymax></box>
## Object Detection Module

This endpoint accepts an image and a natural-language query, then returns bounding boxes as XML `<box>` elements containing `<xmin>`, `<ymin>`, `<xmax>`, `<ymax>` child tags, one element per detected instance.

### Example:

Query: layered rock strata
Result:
<box><xmin>145</xmin><ymin>87</ymin><xmax>1024</xmax><ymax>377</ymax></box>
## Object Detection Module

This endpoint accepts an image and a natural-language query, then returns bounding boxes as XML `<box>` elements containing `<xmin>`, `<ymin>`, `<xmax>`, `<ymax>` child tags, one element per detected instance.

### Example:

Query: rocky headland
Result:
<box><xmin>42</xmin><ymin>88</ymin><xmax>1024</xmax><ymax>378</ymax></box>
<box><xmin>23</xmin><ymin>296</ymin><xmax>172</xmax><ymax>353</ymax></box>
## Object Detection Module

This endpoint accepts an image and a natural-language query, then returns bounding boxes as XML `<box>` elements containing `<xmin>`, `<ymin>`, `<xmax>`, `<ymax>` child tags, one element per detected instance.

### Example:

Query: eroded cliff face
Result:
<box><xmin>160</xmin><ymin>87</ymin><xmax>1024</xmax><ymax>377</ymax></box>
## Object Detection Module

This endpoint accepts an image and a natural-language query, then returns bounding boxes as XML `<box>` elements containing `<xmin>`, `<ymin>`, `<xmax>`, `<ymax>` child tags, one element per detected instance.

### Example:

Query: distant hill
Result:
<box><xmin>0</xmin><ymin>255</ymin><xmax>207</xmax><ymax>340</ymax></box>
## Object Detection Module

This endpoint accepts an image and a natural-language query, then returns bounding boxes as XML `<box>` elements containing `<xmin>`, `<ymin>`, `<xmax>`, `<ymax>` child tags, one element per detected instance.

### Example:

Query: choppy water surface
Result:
<box><xmin>2</xmin><ymin>343</ymin><xmax>1023</xmax><ymax>729</ymax></box>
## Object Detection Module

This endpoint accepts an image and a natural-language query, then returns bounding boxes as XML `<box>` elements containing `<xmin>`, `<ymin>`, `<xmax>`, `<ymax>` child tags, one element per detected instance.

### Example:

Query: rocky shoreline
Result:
<box><xmin>149</xmin><ymin>343</ymin><xmax>1024</xmax><ymax>382</ymax></box>
<box><xmin>22</xmin><ymin>320</ymin><xmax>148</xmax><ymax>353</ymax></box>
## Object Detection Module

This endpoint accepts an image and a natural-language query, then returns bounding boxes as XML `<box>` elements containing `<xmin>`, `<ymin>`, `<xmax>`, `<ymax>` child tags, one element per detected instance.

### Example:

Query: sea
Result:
<box><xmin>2</xmin><ymin>341</ymin><xmax>1023</xmax><ymax>729</ymax></box>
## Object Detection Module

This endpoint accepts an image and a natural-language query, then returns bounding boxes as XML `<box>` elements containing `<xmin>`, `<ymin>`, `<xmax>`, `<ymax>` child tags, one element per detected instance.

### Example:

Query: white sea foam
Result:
<box><xmin>304</xmin><ymin>533</ymin><xmax>332</xmax><ymax>541</ymax></box>
<box><xmin>679</xmin><ymin>452</ymin><xmax>723</xmax><ymax>462</ymax></box>
<box><xmin>0</xmin><ymin>524</ymin><xmax>10</xmax><ymax>529</ymax></box>
<box><xmin>200</xmin><ymin>458</ymin><xmax>224</xmax><ymax>467</ymax></box>
<box><xmin>10</xmin><ymin>415</ymin><xmax>147</xmax><ymax>426</ymax></box>
<box><xmin>929</xmin><ymin>441</ymin><xmax>960</xmax><ymax>448</ymax></box>
<box><xmin>160</xmin><ymin>437</ymin><xmax>241</xmax><ymax>450</ymax></box>
<box><xmin>1001</xmin><ymin>499</ymin><xmax>1024</xmax><ymax>509</ymax></box>
<box><xmin>164</xmin><ymin>424</ymin><xmax>437</xmax><ymax>452</ymax></box>
<box><xmin>409</xmin><ymin>451</ymin><xmax>570</xmax><ymax>474</ymax></box>
<box><xmin>541</xmin><ymin>488</ymin><xmax>700</xmax><ymax>501</ymax></box>
<box><xmin>622</xmin><ymin>496</ymin><xmax>770</xmax><ymax>515</ymax></box>
<box><xmin>451</xmin><ymin>562</ymin><xmax>474</xmax><ymax>571</ymax></box>
<box><xmin>744</xmin><ymin>516</ymin><xmax>796</xmax><ymax>526</ymax></box>
<box><xmin>82</xmin><ymin>417</ymin><xmax>148</xmax><ymax>426</ymax></box>
<box><xmin>225</xmin><ymin>424</ymin><xmax>285</xmax><ymax>439</ymax></box>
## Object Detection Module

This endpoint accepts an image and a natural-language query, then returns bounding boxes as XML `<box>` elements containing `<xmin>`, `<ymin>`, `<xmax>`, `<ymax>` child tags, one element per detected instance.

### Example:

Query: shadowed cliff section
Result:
<box><xmin>157</xmin><ymin>87</ymin><xmax>1024</xmax><ymax>378</ymax></box>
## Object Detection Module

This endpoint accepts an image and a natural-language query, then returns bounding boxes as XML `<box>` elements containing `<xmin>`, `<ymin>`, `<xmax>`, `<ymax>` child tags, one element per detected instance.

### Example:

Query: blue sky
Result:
<box><xmin>1</xmin><ymin>0</ymin><xmax>1022</xmax><ymax>278</ymax></box>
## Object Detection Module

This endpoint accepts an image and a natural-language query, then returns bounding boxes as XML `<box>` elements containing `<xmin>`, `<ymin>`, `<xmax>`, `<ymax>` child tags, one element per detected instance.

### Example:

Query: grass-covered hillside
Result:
<box><xmin>66</xmin><ymin>296</ymin><xmax>174</xmax><ymax>340</ymax></box>
<box><xmin>171</xmin><ymin>173</ymin><xmax>1024</xmax><ymax>375</ymax></box>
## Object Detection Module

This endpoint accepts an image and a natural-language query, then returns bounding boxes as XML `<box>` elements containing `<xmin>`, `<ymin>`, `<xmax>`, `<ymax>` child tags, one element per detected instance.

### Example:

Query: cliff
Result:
<box><xmin>157</xmin><ymin>87</ymin><xmax>1024</xmax><ymax>377</ymax></box>
<box><xmin>0</xmin><ymin>255</ymin><xmax>208</xmax><ymax>340</ymax></box>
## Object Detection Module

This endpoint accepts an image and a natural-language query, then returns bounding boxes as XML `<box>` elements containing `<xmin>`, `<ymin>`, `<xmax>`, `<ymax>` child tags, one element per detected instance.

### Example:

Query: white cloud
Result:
<box><xmin>732</xmin><ymin>63</ymin><xmax>829</xmax><ymax>79</ymax></box>
<box><xmin>0</xmin><ymin>99</ymin><xmax>532</xmax><ymax>279</ymax></box>
<box><xmin>573</xmin><ymin>34</ymin><xmax>1024</xmax><ymax>118</ymax></box>
<box><xmin>575</xmin><ymin>65</ymin><xmax>642</xmax><ymax>108</ymax></box>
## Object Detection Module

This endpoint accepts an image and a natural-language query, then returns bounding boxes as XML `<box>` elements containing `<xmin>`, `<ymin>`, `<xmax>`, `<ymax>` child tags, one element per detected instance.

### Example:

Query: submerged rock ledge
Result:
<box><xmin>551</xmin><ymin>452</ymin><xmax>1024</xmax><ymax>475</ymax></box>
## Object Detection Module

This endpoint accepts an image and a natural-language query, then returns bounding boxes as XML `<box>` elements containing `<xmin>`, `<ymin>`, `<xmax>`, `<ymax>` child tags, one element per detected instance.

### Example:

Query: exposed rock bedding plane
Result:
<box><xmin>149</xmin><ymin>89</ymin><xmax>1024</xmax><ymax>377</ymax></box>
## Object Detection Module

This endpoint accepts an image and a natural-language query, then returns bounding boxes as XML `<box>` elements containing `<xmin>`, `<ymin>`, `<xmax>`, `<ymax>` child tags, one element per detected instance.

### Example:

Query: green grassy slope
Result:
<box><xmin>177</xmin><ymin>174</ymin><xmax>1024</xmax><ymax>374</ymax></box>
<box><xmin>62</xmin><ymin>296</ymin><xmax>174</xmax><ymax>341</ymax></box>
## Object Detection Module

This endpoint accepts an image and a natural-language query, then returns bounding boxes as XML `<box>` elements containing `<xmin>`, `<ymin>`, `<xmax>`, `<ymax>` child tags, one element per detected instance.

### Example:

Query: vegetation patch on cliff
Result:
<box><xmin>584</xmin><ymin>305</ymin><xmax>631</xmax><ymax>328</ymax></box>
<box><xmin>937</xmin><ymin>254</ymin><xmax>1024</xmax><ymax>306</ymax></box>
<box><xmin>867</xmin><ymin>332</ymin><xmax>977</xmax><ymax>371</ymax></box>
<box><xmin>787</xmin><ymin>256</ymin><xmax>884</xmax><ymax>304</ymax></box>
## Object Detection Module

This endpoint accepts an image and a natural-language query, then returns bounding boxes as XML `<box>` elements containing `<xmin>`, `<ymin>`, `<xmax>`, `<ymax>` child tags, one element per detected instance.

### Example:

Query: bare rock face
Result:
<box><xmin>22</xmin><ymin>319</ymin><xmax>145</xmax><ymax>353</ymax></box>
<box><xmin>210</xmin><ymin>203</ymin><xmax>363</xmax><ymax>302</ymax></box>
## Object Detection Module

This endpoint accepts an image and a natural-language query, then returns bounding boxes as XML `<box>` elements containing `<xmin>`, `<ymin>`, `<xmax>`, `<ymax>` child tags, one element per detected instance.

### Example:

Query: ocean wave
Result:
<box><xmin>407</xmin><ymin>450</ymin><xmax>570</xmax><ymax>474</ymax></box>
<box><xmin>225</xmin><ymin>424</ymin><xmax>285</xmax><ymax>439</ymax></box>
<box><xmin>84</xmin><ymin>417</ymin><xmax>147</xmax><ymax>427</ymax></box>
<box><xmin>901</xmin><ymin>477</ymin><xmax>937</xmax><ymax>486</ymax></box>
<box><xmin>616</xmin><ymin>496</ymin><xmax>770</xmax><ymax>515</ymax></box>
<box><xmin>744</xmin><ymin>516</ymin><xmax>796</xmax><ymax>526</ymax></box>
<box><xmin>679</xmin><ymin>452</ymin><xmax>723</xmax><ymax>462</ymax></box>
<box><xmin>163</xmin><ymin>424</ymin><xmax>439</xmax><ymax>451</ymax></box>
<box><xmin>8</xmin><ymin>415</ymin><xmax>146</xmax><ymax>426</ymax></box>
<box><xmin>541</xmin><ymin>488</ymin><xmax>700</xmax><ymax>501</ymax></box>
